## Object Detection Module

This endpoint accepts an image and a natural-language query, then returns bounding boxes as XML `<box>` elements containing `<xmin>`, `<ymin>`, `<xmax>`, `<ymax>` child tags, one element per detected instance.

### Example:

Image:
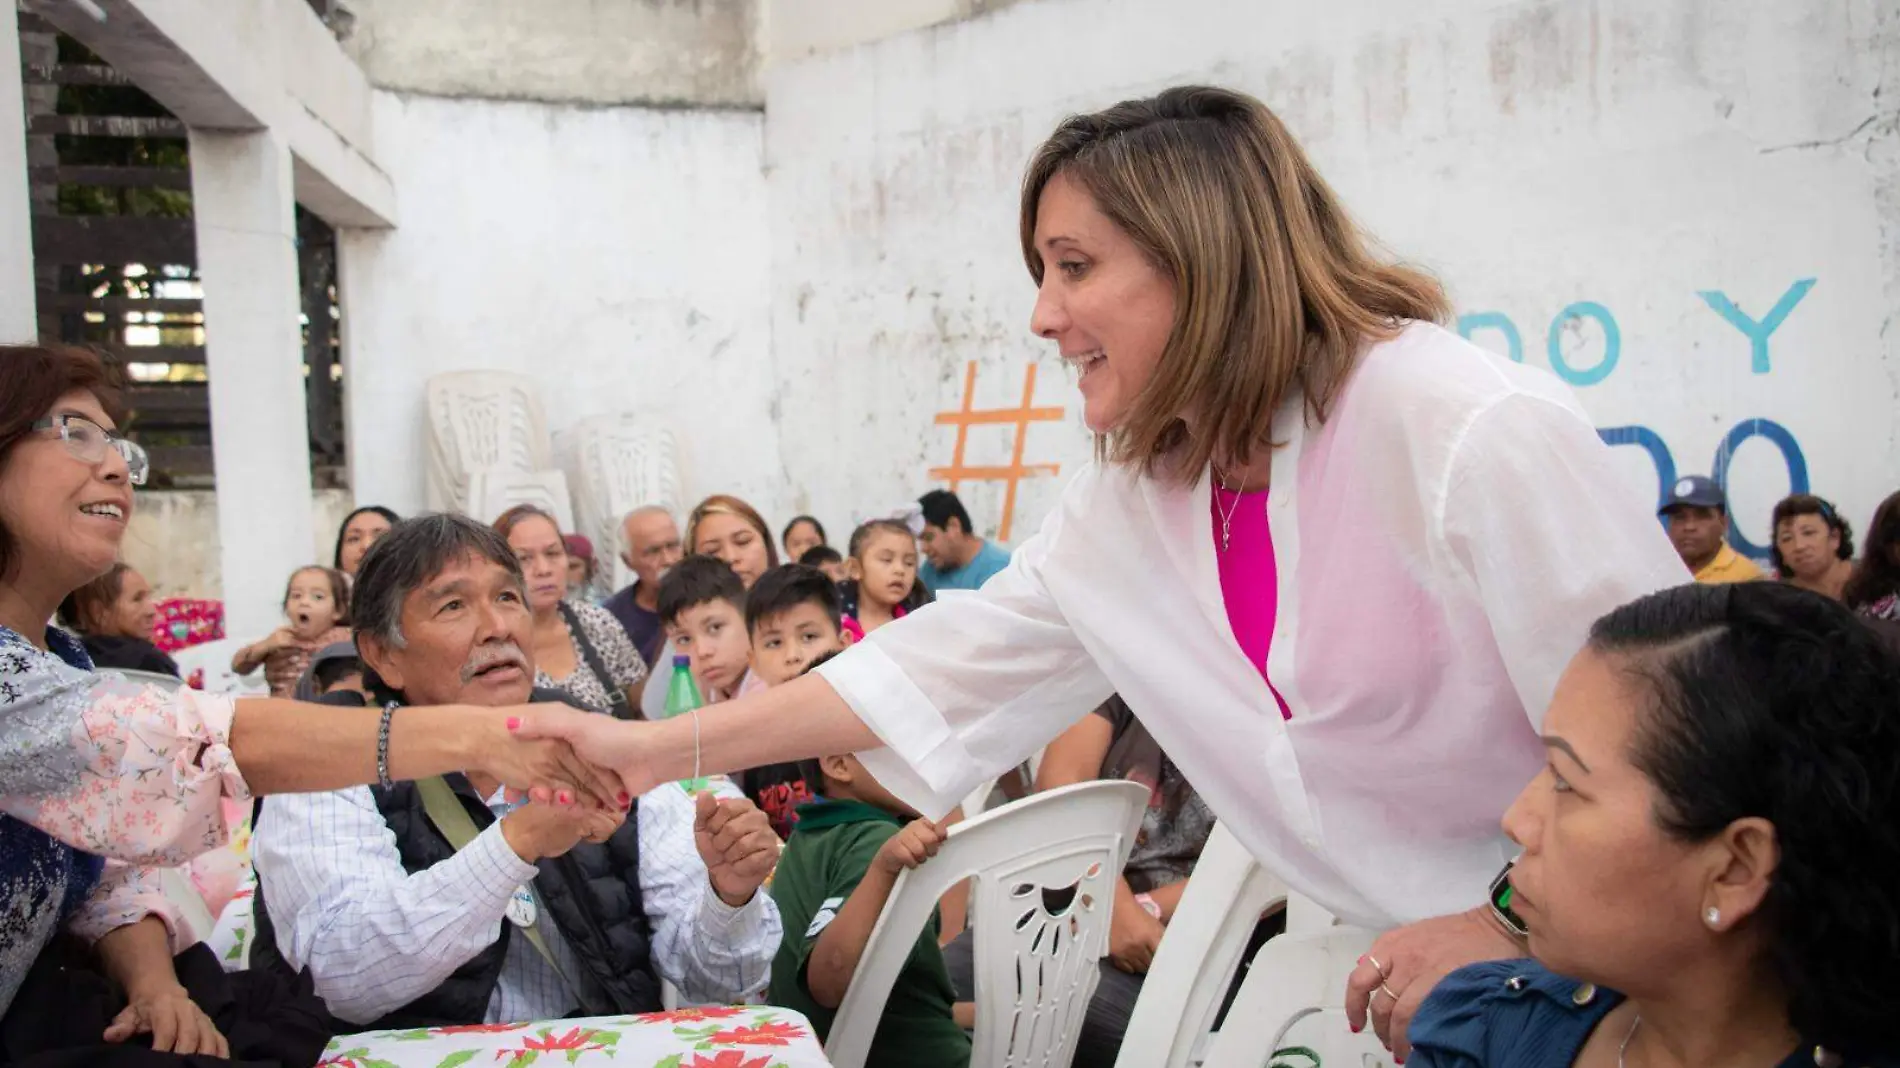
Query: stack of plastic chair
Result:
<box><xmin>424</xmin><ymin>371</ymin><xmax>570</xmax><ymax>525</ymax></box>
<box><xmin>565</xmin><ymin>414</ymin><xmax>687</xmax><ymax>591</ymax></box>
<box><xmin>826</xmin><ymin>780</ymin><xmax>1148</xmax><ymax>1068</ymax></box>
<box><xmin>1115</xmin><ymin>822</ymin><xmax>1291</xmax><ymax>1068</ymax></box>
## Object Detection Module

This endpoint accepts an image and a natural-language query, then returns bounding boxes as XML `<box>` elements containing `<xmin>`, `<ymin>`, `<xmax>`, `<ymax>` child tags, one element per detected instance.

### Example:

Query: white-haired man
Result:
<box><xmin>604</xmin><ymin>505</ymin><xmax>685</xmax><ymax>667</ymax></box>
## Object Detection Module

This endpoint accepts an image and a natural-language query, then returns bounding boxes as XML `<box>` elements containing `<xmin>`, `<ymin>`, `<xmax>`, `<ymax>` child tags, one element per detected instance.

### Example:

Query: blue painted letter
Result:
<box><xmin>1457</xmin><ymin>312</ymin><xmax>1523</xmax><ymax>363</ymax></box>
<box><xmin>1696</xmin><ymin>279</ymin><xmax>1815</xmax><ymax>374</ymax></box>
<box><xmin>1598</xmin><ymin>425</ymin><xmax>1676</xmax><ymax>518</ymax></box>
<box><xmin>1711</xmin><ymin>418</ymin><xmax>1810</xmax><ymax>558</ymax></box>
<box><xmin>1546</xmin><ymin>302</ymin><xmax>1620</xmax><ymax>386</ymax></box>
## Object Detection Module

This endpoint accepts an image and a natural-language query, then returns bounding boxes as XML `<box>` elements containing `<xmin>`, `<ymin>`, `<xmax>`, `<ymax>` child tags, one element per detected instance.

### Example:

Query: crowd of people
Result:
<box><xmin>2</xmin><ymin>79</ymin><xmax>1898</xmax><ymax>1068</ymax></box>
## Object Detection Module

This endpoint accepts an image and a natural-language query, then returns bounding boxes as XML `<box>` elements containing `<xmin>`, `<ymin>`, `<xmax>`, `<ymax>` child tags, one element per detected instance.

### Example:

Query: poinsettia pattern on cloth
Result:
<box><xmin>671</xmin><ymin>1051</ymin><xmax>784</xmax><ymax>1068</ymax></box>
<box><xmin>320</xmin><ymin>1008</ymin><xmax>822</xmax><ymax>1068</ymax></box>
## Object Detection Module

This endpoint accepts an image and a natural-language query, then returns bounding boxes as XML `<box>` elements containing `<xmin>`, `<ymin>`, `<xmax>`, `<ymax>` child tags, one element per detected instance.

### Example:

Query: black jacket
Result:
<box><xmin>81</xmin><ymin>634</ymin><xmax>179</xmax><ymax>677</ymax></box>
<box><xmin>248</xmin><ymin>692</ymin><xmax>664</xmax><ymax>1028</ymax></box>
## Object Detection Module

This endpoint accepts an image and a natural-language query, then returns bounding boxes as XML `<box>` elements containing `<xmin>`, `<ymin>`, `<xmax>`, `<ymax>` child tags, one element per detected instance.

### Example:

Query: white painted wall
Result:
<box><xmin>121</xmin><ymin>489</ymin><xmax>353</xmax><ymax>603</ymax></box>
<box><xmin>339</xmin><ymin>91</ymin><xmax>785</xmax><ymax>524</ymax></box>
<box><xmin>764</xmin><ymin>0</ymin><xmax>1900</xmax><ymax>557</ymax></box>
<box><xmin>1</xmin><ymin>9</ymin><xmax>33</xmax><ymax>343</ymax></box>
<box><xmin>341</xmin><ymin>0</ymin><xmax>761</xmax><ymax>108</ymax></box>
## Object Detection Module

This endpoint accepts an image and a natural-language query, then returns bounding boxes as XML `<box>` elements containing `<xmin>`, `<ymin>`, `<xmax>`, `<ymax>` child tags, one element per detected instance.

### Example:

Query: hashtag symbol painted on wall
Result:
<box><xmin>929</xmin><ymin>361</ymin><xmax>1064</xmax><ymax>542</ymax></box>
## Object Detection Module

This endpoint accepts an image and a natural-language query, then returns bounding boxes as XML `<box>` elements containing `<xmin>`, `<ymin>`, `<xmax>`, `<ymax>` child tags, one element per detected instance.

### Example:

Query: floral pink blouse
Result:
<box><xmin>1</xmin><ymin>629</ymin><xmax>250</xmax><ymax>865</ymax></box>
<box><xmin>1</xmin><ymin>625</ymin><xmax>249</xmax><ymax>1011</ymax></box>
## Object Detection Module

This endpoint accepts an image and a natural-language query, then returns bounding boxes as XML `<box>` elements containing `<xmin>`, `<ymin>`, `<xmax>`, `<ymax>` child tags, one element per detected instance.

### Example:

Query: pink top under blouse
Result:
<box><xmin>1213</xmin><ymin>485</ymin><xmax>1293</xmax><ymax>720</ymax></box>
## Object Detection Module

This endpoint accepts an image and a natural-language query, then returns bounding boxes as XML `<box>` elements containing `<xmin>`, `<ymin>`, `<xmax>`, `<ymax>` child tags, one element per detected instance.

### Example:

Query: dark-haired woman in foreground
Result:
<box><xmin>1409</xmin><ymin>582</ymin><xmax>1900</xmax><ymax>1068</ymax></box>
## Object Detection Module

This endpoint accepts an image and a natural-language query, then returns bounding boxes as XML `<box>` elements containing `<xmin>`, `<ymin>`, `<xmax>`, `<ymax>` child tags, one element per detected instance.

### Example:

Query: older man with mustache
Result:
<box><xmin>247</xmin><ymin>515</ymin><xmax>782</xmax><ymax>1028</ymax></box>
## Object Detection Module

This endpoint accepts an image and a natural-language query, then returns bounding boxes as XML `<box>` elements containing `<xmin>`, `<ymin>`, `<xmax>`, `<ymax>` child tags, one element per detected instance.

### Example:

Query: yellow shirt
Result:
<box><xmin>1695</xmin><ymin>543</ymin><xmax>1765</xmax><ymax>584</ymax></box>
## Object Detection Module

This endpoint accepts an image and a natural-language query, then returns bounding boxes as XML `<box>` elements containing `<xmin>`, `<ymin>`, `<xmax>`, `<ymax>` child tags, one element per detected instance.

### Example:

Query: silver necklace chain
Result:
<box><xmin>1619</xmin><ymin>1014</ymin><xmax>1641</xmax><ymax>1068</ymax></box>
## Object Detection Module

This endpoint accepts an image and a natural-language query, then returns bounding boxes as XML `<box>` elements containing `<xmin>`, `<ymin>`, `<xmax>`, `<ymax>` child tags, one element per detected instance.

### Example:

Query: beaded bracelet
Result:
<box><xmin>376</xmin><ymin>701</ymin><xmax>398</xmax><ymax>787</ymax></box>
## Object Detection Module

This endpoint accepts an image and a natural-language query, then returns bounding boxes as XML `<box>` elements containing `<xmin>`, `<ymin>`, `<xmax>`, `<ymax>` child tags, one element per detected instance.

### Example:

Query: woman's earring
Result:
<box><xmin>1704</xmin><ymin>906</ymin><xmax>1721</xmax><ymax>928</ymax></box>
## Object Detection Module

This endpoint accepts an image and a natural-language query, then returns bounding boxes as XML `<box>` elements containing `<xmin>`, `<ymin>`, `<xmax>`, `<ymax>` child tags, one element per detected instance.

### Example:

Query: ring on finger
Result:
<box><xmin>1371</xmin><ymin>981</ymin><xmax>1399</xmax><ymax>1005</ymax></box>
<box><xmin>1366</xmin><ymin>953</ymin><xmax>1390</xmax><ymax>978</ymax></box>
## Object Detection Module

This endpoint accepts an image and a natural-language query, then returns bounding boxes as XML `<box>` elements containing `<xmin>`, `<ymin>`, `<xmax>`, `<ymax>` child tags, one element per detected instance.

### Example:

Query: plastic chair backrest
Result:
<box><xmin>171</xmin><ymin>637</ymin><xmax>268</xmax><ymax>696</ymax></box>
<box><xmin>113</xmin><ymin>668</ymin><xmax>184</xmax><ymax>692</ymax></box>
<box><xmin>1199</xmin><ymin>922</ymin><xmax>1394</xmax><ymax>1068</ymax></box>
<box><xmin>567</xmin><ymin>416</ymin><xmax>686</xmax><ymax>592</ymax></box>
<box><xmin>159</xmin><ymin>867</ymin><xmax>216</xmax><ymax>946</ymax></box>
<box><xmin>424</xmin><ymin>372</ymin><xmax>552</xmax><ymax>514</ymax></box>
<box><xmin>1114</xmin><ymin>822</ymin><xmax>1289</xmax><ymax>1068</ymax></box>
<box><xmin>465</xmin><ymin>468</ymin><xmax>575</xmax><ymax>529</ymax></box>
<box><xmin>825</xmin><ymin>780</ymin><xmax>1148</xmax><ymax>1068</ymax></box>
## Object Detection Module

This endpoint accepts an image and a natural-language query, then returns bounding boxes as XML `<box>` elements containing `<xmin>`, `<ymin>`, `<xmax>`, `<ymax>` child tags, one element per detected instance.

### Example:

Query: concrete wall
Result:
<box><xmin>765</xmin><ymin>0</ymin><xmax>1030</xmax><ymax>65</ymax></box>
<box><xmin>763</xmin><ymin>0</ymin><xmax>1900</xmax><ymax>554</ymax></box>
<box><xmin>122</xmin><ymin>489</ymin><xmax>354</xmax><ymax>602</ymax></box>
<box><xmin>338</xmin><ymin>91</ymin><xmax>785</xmax><ymax>522</ymax></box>
<box><xmin>340</xmin><ymin>0</ymin><xmax>762</xmax><ymax>108</ymax></box>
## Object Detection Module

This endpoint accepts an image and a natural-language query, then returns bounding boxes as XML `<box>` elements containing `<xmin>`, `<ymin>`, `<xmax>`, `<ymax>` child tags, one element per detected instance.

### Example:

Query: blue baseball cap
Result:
<box><xmin>1660</xmin><ymin>475</ymin><xmax>1727</xmax><ymax>515</ymax></box>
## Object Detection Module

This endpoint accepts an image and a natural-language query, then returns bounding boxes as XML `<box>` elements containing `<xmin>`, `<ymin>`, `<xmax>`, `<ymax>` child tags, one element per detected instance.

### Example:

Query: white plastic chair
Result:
<box><xmin>1198</xmin><ymin>920</ymin><xmax>1393</xmax><ymax>1068</ymax></box>
<box><xmin>826</xmin><ymin>780</ymin><xmax>1149</xmax><ymax>1068</ymax></box>
<box><xmin>171</xmin><ymin>638</ymin><xmax>269</xmax><ymax>696</ymax></box>
<box><xmin>113</xmin><ymin>668</ymin><xmax>184</xmax><ymax>691</ymax></box>
<box><xmin>425</xmin><ymin>371</ymin><xmax>553</xmax><ymax>515</ymax></box>
<box><xmin>1114</xmin><ymin>823</ymin><xmax>1290</xmax><ymax>1068</ymax></box>
<box><xmin>566</xmin><ymin>415</ymin><xmax>687</xmax><ymax>591</ymax></box>
<box><xmin>466</xmin><ymin>468</ymin><xmax>576</xmax><ymax>530</ymax></box>
<box><xmin>159</xmin><ymin>867</ymin><xmax>217</xmax><ymax>946</ymax></box>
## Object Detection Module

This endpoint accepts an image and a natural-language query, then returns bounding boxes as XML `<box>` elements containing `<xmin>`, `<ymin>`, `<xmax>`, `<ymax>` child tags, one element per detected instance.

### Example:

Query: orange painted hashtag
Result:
<box><xmin>929</xmin><ymin>361</ymin><xmax>1064</xmax><ymax>542</ymax></box>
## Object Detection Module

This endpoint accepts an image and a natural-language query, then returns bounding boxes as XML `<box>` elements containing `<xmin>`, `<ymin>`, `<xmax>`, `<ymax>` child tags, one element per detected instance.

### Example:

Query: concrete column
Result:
<box><xmin>188</xmin><ymin>128</ymin><xmax>316</xmax><ymax>639</ymax></box>
<box><xmin>1</xmin><ymin>10</ymin><xmax>35</xmax><ymax>343</ymax></box>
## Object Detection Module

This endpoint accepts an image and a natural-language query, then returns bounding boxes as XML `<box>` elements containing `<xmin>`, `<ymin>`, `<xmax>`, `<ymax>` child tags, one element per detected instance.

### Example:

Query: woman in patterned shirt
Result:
<box><xmin>1845</xmin><ymin>490</ymin><xmax>1900</xmax><ymax>628</ymax></box>
<box><xmin>0</xmin><ymin>345</ymin><xmax>623</xmax><ymax>1027</ymax></box>
<box><xmin>495</xmin><ymin>505</ymin><xmax>648</xmax><ymax>718</ymax></box>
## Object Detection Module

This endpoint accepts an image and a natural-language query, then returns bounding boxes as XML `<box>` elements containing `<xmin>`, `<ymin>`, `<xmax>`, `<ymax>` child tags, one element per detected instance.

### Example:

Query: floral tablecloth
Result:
<box><xmin>318</xmin><ymin>1006</ymin><xmax>830</xmax><ymax>1068</ymax></box>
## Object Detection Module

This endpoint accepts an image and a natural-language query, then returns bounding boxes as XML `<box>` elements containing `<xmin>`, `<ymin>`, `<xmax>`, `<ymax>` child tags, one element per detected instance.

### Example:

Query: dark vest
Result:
<box><xmin>248</xmin><ymin>698</ymin><xmax>663</xmax><ymax>1027</ymax></box>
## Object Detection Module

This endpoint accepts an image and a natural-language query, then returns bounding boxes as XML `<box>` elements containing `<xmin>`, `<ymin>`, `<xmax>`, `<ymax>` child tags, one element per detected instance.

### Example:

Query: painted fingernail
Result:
<box><xmin>617</xmin><ymin>792</ymin><xmax>631</xmax><ymax>806</ymax></box>
<box><xmin>1350</xmin><ymin>1023</ymin><xmax>1361</xmax><ymax>1034</ymax></box>
<box><xmin>1358</xmin><ymin>955</ymin><xmax>1368</xmax><ymax>964</ymax></box>
<box><xmin>505</xmin><ymin>716</ymin><xmax>521</xmax><ymax>731</ymax></box>
<box><xmin>557</xmin><ymin>790</ymin><xmax>572</xmax><ymax>805</ymax></box>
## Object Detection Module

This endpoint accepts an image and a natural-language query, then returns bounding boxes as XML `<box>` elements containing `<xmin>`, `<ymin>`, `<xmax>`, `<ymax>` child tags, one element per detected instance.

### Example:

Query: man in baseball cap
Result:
<box><xmin>1660</xmin><ymin>475</ymin><xmax>1764</xmax><ymax>583</ymax></box>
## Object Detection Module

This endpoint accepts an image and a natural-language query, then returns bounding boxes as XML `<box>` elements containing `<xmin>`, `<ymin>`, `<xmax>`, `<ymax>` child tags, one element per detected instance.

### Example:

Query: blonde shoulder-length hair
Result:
<box><xmin>686</xmin><ymin>494</ymin><xmax>780</xmax><ymax>568</ymax></box>
<box><xmin>1019</xmin><ymin>85</ymin><xmax>1450</xmax><ymax>483</ymax></box>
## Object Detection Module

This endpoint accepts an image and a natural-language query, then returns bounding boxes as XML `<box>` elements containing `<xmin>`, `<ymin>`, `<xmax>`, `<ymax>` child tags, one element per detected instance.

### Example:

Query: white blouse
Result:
<box><xmin>817</xmin><ymin>322</ymin><xmax>1689</xmax><ymax>929</ymax></box>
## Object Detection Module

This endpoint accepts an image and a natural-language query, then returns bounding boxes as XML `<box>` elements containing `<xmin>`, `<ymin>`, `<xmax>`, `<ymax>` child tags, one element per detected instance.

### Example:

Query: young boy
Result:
<box><xmin>748</xmin><ymin>564</ymin><xmax>850</xmax><ymax>686</ymax></box>
<box><xmin>798</xmin><ymin>544</ymin><xmax>848</xmax><ymax>585</ymax></box>
<box><xmin>769</xmin><ymin>696</ymin><xmax>973</xmax><ymax>1068</ymax></box>
<box><xmin>656</xmin><ymin>554</ymin><xmax>754</xmax><ymax>702</ymax></box>
<box><xmin>738</xmin><ymin>566</ymin><xmax>851</xmax><ymax>837</ymax></box>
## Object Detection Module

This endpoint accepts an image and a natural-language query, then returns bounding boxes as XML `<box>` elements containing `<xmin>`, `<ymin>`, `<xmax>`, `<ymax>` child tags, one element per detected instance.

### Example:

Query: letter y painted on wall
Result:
<box><xmin>1697</xmin><ymin>279</ymin><xmax>1816</xmax><ymax>374</ymax></box>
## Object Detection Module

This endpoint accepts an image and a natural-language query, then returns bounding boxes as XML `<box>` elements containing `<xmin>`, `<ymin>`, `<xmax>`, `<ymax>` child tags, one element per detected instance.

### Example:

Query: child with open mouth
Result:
<box><xmin>232</xmin><ymin>565</ymin><xmax>353</xmax><ymax>699</ymax></box>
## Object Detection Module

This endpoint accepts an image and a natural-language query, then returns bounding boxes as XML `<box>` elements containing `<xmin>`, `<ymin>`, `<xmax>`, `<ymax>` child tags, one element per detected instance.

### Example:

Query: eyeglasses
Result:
<box><xmin>30</xmin><ymin>414</ymin><xmax>149</xmax><ymax>486</ymax></box>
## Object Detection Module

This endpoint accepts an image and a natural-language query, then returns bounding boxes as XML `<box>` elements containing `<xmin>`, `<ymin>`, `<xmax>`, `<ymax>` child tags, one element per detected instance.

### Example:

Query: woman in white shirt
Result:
<box><xmin>515</xmin><ymin>85</ymin><xmax>1688</xmax><ymax>1056</ymax></box>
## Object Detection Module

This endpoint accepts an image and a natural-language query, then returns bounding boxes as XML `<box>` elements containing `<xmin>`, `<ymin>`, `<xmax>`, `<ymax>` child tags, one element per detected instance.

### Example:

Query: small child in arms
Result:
<box><xmin>839</xmin><ymin>519</ymin><xmax>932</xmax><ymax>641</ymax></box>
<box><xmin>232</xmin><ymin>565</ymin><xmax>351</xmax><ymax>699</ymax></box>
<box><xmin>769</xmin><ymin>686</ymin><xmax>974</xmax><ymax>1067</ymax></box>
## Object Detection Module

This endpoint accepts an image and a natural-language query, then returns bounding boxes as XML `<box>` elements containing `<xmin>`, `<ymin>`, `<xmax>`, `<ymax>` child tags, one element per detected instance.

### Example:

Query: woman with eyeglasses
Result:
<box><xmin>0</xmin><ymin>344</ymin><xmax>625</xmax><ymax>1039</ymax></box>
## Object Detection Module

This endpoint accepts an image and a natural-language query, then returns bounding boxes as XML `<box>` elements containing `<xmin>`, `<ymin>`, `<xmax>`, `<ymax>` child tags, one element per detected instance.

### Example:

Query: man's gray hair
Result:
<box><xmin>351</xmin><ymin>512</ymin><xmax>524</xmax><ymax>650</ymax></box>
<box><xmin>618</xmin><ymin>504</ymin><xmax>674</xmax><ymax>555</ymax></box>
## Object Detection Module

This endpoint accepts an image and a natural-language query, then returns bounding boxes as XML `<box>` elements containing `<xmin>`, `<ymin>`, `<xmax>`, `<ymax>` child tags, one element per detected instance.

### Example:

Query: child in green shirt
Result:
<box><xmin>768</xmin><ymin>738</ymin><xmax>973</xmax><ymax>1067</ymax></box>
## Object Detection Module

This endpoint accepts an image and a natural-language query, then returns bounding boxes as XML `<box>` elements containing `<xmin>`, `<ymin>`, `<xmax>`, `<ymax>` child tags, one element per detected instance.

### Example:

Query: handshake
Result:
<box><xmin>472</xmin><ymin>702</ymin><xmax>779</xmax><ymax>907</ymax></box>
<box><xmin>463</xmin><ymin>702</ymin><xmax>672</xmax><ymax>812</ymax></box>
